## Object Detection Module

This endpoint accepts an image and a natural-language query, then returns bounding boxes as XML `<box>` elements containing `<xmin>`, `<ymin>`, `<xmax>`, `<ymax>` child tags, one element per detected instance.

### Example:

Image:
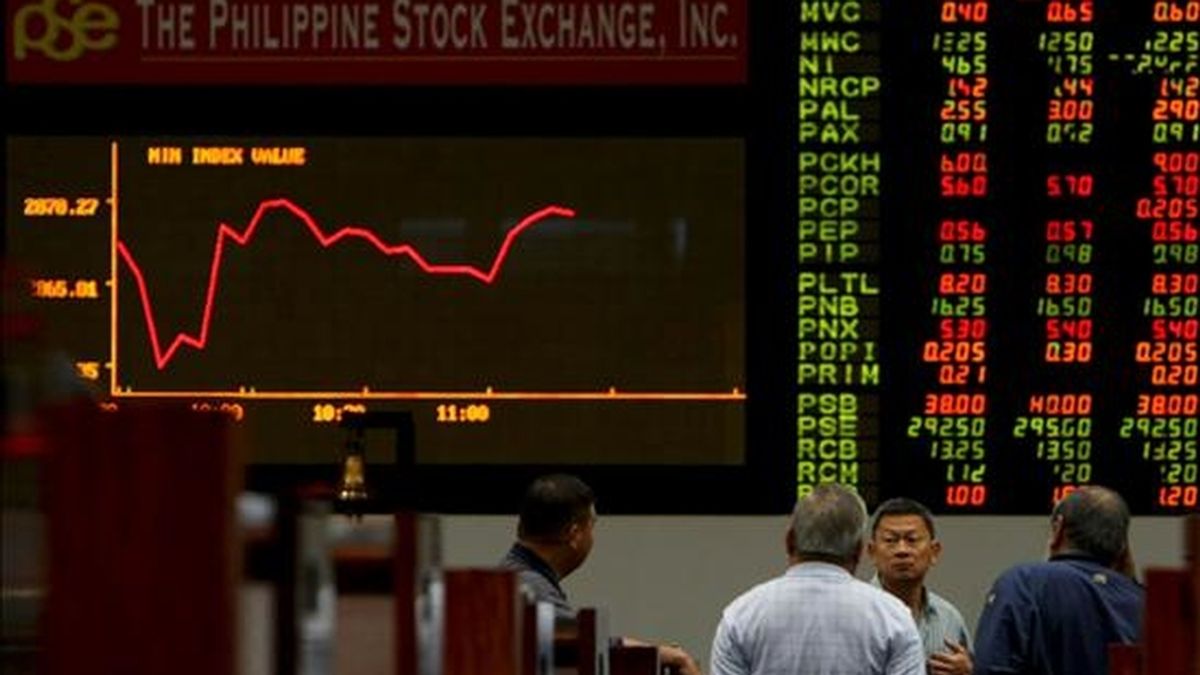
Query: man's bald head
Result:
<box><xmin>1051</xmin><ymin>486</ymin><xmax>1130</xmax><ymax>567</ymax></box>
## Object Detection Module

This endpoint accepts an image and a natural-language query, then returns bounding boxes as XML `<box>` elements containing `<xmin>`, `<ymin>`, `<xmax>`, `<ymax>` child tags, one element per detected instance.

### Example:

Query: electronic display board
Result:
<box><xmin>7</xmin><ymin>137</ymin><xmax>744</xmax><ymax>466</ymax></box>
<box><xmin>799</xmin><ymin>0</ymin><xmax>1198</xmax><ymax>514</ymax></box>
<box><xmin>5</xmin><ymin>135</ymin><xmax>762</xmax><ymax>511</ymax></box>
<box><xmin>3</xmin><ymin>0</ymin><xmax>1197</xmax><ymax>514</ymax></box>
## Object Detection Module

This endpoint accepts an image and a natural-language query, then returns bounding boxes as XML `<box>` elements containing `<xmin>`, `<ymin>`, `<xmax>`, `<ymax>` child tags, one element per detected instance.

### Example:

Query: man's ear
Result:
<box><xmin>785</xmin><ymin>527</ymin><xmax>796</xmax><ymax>557</ymax></box>
<box><xmin>565</xmin><ymin>522</ymin><xmax>583</xmax><ymax>549</ymax></box>
<box><xmin>1113</xmin><ymin>543</ymin><xmax>1136</xmax><ymax>577</ymax></box>
<box><xmin>848</xmin><ymin>539</ymin><xmax>864</xmax><ymax>571</ymax></box>
<box><xmin>929</xmin><ymin>539</ymin><xmax>943</xmax><ymax>566</ymax></box>
<box><xmin>1047</xmin><ymin>515</ymin><xmax>1067</xmax><ymax>554</ymax></box>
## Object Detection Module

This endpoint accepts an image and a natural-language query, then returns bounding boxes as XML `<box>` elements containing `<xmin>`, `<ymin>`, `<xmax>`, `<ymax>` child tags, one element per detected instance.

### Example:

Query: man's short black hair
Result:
<box><xmin>518</xmin><ymin>474</ymin><xmax>595</xmax><ymax>541</ymax></box>
<box><xmin>870</xmin><ymin>497</ymin><xmax>937</xmax><ymax>539</ymax></box>
<box><xmin>1052</xmin><ymin>486</ymin><xmax>1130</xmax><ymax>566</ymax></box>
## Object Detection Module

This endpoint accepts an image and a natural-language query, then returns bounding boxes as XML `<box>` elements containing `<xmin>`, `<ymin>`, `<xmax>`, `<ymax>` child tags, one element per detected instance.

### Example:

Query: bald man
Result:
<box><xmin>973</xmin><ymin>486</ymin><xmax>1144</xmax><ymax>675</ymax></box>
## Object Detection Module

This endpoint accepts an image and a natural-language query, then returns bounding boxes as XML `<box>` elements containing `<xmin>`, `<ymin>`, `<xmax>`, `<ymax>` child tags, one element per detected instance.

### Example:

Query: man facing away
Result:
<box><xmin>868</xmin><ymin>497</ymin><xmax>972</xmax><ymax>675</ymax></box>
<box><xmin>973</xmin><ymin>485</ymin><xmax>1144</xmax><ymax>675</ymax></box>
<box><xmin>709</xmin><ymin>483</ymin><xmax>925</xmax><ymax>675</ymax></box>
<box><xmin>498</xmin><ymin>473</ymin><xmax>596</xmax><ymax>620</ymax></box>
<box><xmin>498</xmin><ymin>473</ymin><xmax>701</xmax><ymax>675</ymax></box>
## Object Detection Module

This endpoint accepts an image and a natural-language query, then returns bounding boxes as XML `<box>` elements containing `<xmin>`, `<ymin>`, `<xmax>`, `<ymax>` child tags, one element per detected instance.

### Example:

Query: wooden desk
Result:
<box><xmin>550</xmin><ymin>607</ymin><xmax>663</xmax><ymax>675</ymax></box>
<box><xmin>42</xmin><ymin>404</ymin><xmax>238</xmax><ymax>675</ymax></box>
<box><xmin>443</xmin><ymin>569</ymin><xmax>522</xmax><ymax>675</ymax></box>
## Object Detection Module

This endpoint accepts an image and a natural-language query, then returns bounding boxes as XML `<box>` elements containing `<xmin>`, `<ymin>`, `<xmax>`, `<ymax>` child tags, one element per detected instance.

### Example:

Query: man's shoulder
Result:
<box><xmin>927</xmin><ymin>588</ymin><xmax>968</xmax><ymax>622</ymax></box>
<box><xmin>498</xmin><ymin>545</ymin><xmax>572</xmax><ymax>615</ymax></box>
<box><xmin>498</xmin><ymin>541</ymin><xmax>534</xmax><ymax>566</ymax></box>
<box><xmin>865</xmin><ymin>580</ymin><xmax>918</xmax><ymax>623</ymax></box>
<box><xmin>991</xmin><ymin>560</ymin><xmax>1061</xmax><ymax>586</ymax></box>
<box><xmin>983</xmin><ymin>560</ymin><xmax>1063</xmax><ymax>605</ymax></box>
<box><xmin>989</xmin><ymin>558</ymin><xmax>1144</xmax><ymax>610</ymax></box>
<box><xmin>722</xmin><ymin>569</ymin><xmax>911</xmax><ymax>622</ymax></box>
<box><xmin>926</xmin><ymin>587</ymin><xmax>972</xmax><ymax>645</ymax></box>
<box><xmin>996</xmin><ymin>558</ymin><xmax>1136</xmax><ymax>587</ymax></box>
<box><xmin>498</xmin><ymin>547</ymin><xmax>529</xmax><ymax>571</ymax></box>
<box><xmin>512</xmin><ymin>566</ymin><xmax>560</xmax><ymax>593</ymax></box>
<box><xmin>721</xmin><ymin>574</ymin><xmax>789</xmax><ymax>613</ymax></box>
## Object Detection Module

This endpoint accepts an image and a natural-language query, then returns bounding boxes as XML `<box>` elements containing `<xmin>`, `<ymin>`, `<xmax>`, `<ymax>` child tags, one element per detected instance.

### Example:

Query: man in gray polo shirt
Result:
<box><xmin>868</xmin><ymin>497</ymin><xmax>972</xmax><ymax>675</ymax></box>
<box><xmin>710</xmin><ymin>484</ymin><xmax>924</xmax><ymax>675</ymax></box>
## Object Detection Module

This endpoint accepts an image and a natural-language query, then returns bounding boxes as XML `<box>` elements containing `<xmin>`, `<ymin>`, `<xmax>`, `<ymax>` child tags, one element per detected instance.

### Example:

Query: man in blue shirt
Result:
<box><xmin>973</xmin><ymin>486</ymin><xmax>1144</xmax><ymax>675</ymax></box>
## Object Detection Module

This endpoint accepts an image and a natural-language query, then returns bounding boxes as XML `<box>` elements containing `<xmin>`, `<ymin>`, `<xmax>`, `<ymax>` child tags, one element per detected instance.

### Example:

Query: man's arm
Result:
<box><xmin>658</xmin><ymin>644</ymin><xmax>702</xmax><ymax>675</ymax></box>
<box><xmin>618</xmin><ymin>637</ymin><xmax>702</xmax><ymax>675</ymax></box>
<box><xmin>972</xmin><ymin>572</ymin><xmax>1035</xmax><ymax>675</ymax></box>
<box><xmin>709</xmin><ymin>614</ymin><xmax>749</xmax><ymax>675</ymax></box>
<box><xmin>885</xmin><ymin>617</ymin><xmax>926</xmax><ymax>675</ymax></box>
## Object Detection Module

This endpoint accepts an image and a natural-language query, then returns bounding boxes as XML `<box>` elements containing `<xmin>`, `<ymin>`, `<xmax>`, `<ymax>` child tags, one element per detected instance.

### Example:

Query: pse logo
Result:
<box><xmin>12</xmin><ymin>0</ymin><xmax>119</xmax><ymax>61</ymax></box>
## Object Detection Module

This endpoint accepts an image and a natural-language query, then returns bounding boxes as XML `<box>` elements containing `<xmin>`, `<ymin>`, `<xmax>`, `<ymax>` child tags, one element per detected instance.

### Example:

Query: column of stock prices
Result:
<box><xmin>799</xmin><ymin>0</ymin><xmax>1198</xmax><ymax>513</ymax></box>
<box><xmin>6</xmin><ymin>138</ymin><xmax>745</xmax><ymax>469</ymax></box>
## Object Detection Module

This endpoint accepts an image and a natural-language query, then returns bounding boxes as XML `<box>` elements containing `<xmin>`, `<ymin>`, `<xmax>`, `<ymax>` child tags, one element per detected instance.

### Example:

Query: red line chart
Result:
<box><xmin>117</xmin><ymin>198</ymin><xmax>577</xmax><ymax>370</ymax></box>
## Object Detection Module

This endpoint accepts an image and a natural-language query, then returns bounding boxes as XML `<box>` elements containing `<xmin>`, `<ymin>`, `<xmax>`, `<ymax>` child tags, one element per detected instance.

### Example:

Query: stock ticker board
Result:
<box><xmin>3</xmin><ymin>0</ymin><xmax>1197</xmax><ymax>513</ymax></box>
<box><xmin>799</xmin><ymin>0</ymin><xmax>1198</xmax><ymax>514</ymax></box>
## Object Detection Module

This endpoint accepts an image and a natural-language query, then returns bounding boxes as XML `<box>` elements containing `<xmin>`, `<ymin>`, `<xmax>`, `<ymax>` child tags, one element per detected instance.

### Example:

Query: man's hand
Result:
<box><xmin>658</xmin><ymin>644</ymin><xmax>703</xmax><ymax>675</ymax></box>
<box><xmin>928</xmin><ymin>640</ymin><xmax>972</xmax><ymax>675</ymax></box>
